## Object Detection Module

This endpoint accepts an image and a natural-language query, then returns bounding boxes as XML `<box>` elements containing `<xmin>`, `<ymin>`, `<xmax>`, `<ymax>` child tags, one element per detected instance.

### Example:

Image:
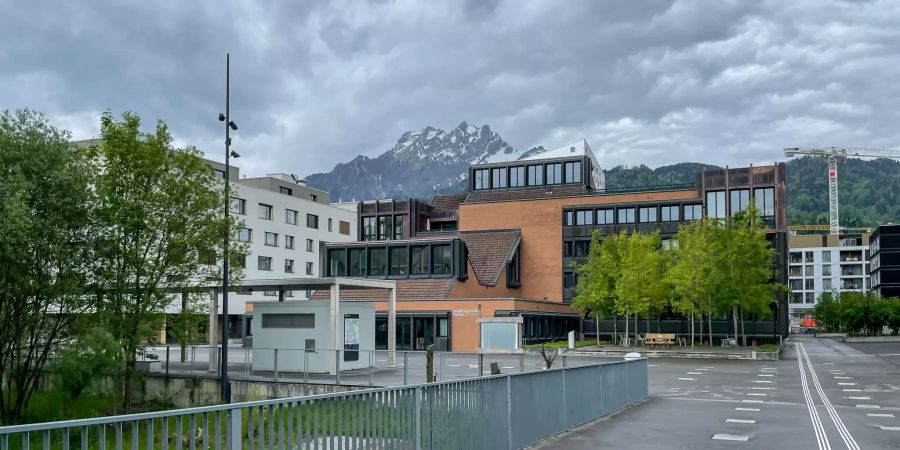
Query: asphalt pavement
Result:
<box><xmin>530</xmin><ymin>336</ymin><xmax>900</xmax><ymax>449</ymax></box>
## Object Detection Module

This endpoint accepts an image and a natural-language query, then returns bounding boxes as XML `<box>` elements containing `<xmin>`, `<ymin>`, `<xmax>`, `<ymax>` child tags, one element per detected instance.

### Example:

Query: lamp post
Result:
<box><xmin>219</xmin><ymin>53</ymin><xmax>239</xmax><ymax>403</ymax></box>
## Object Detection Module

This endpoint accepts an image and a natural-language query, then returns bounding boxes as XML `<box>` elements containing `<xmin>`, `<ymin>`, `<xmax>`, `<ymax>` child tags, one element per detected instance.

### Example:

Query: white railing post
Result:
<box><xmin>227</xmin><ymin>408</ymin><xmax>242</xmax><ymax>450</ymax></box>
<box><xmin>506</xmin><ymin>375</ymin><xmax>514</xmax><ymax>450</ymax></box>
<box><xmin>414</xmin><ymin>386</ymin><xmax>423</xmax><ymax>450</ymax></box>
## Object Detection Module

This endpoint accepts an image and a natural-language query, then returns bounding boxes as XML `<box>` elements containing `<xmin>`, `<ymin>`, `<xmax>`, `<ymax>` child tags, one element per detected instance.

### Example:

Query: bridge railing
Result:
<box><xmin>0</xmin><ymin>358</ymin><xmax>647</xmax><ymax>450</ymax></box>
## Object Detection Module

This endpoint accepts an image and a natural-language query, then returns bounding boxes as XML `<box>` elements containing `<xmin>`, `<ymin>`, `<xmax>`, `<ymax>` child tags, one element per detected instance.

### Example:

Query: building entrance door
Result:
<box><xmin>414</xmin><ymin>317</ymin><xmax>434</xmax><ymax>350</ymax></box>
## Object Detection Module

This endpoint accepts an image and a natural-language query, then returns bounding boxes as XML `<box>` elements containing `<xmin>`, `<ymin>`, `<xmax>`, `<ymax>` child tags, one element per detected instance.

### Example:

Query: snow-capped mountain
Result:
<box><xmin>306</xmin><ymin>122</ymin><xmax>542</xmax><ymax>201</ymax></box>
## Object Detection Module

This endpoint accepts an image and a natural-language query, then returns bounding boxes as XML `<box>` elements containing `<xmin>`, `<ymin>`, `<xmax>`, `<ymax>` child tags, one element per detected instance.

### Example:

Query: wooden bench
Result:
<box><xmin>644</xmin><ymin>333</ymin><xmax>676</xmax><ymax>347</ymax></box>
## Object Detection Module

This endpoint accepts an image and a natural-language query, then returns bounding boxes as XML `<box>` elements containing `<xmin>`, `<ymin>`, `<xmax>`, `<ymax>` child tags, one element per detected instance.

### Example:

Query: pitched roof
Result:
<box><xmin>463</xmin><ymin>185</ymin><xmax>587</xmax><ymax>203</ymax></box>
<box><xmin>460</xmin><ymin>229</ymin><xmax>521</xmax><ymax>286</ymax></box>
<box><xmin>309</xmin><ymin>278</ymin><xmax>454</xmax><ymax>301</ymax></box>
<box><xmin>430</xmin><ymin>193</ymin><xmax>467</xmax><ymax>211</ymax></box>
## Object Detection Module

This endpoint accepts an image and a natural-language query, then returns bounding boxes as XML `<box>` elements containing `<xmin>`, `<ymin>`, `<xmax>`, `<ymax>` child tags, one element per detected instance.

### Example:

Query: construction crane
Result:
<box><xmin>784</xmin><ymin>147</ymin><xmax>900</xmax><ymax>234</ymax></box>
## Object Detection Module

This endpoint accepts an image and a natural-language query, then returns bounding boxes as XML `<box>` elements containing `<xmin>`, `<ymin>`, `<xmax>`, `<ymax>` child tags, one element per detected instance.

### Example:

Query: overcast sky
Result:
<box><xmin>3</xmin><ymin>0</ymin><xmax>899</xmax><ymax>176</ymax></box>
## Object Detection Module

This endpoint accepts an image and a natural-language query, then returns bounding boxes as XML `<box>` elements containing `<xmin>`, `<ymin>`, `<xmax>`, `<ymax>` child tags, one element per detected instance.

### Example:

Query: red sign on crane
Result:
<box><xmin>829</xmin><ymin>170</ymin><xmax>836</xmax><ymax>178</ymax></box>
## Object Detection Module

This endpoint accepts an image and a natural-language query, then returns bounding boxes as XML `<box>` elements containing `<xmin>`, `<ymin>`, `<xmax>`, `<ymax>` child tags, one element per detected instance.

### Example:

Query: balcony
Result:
<box><xmin>841</xmin><ymin>278</ymin><xmax>864</xmax><ymax>290</ymax></box>
<box><xmin>841</xmin><ymin>265</ymin><xmax>864</xmax><ymax>276</ymax></box>
<box><xmin>839</xmin><ymin>250</ymin><xmax>863</xmax><ymax>263</ymax></box>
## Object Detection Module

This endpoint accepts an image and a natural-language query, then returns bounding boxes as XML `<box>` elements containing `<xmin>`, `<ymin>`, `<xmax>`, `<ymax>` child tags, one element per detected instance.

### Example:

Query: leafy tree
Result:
<box><xmin>56</xmin><ymin>325</ymin><xmax>123</xmax><ymax>406</ymax></box>
<box><xmin>615</xmin><ymin>231</ymin><xmax>664</xmax><ymax>347</ymax></box>
<box><xmin>0</xmin><ymin>109</ymin><xmax>95</xmax><ymax>424</ymax></box>
<box><xmin>167</xmin><ymin>293</ymin><xmax>209</xmax><ymax>362</ymax></box>
<box><xmin>572</xmin><ymin>230</ymin><xmax>623</xmax><ymax>345</ymax></box>
<box><xmin>87</xmin><ymin>112</ymin><xmax>244</xmax><ymax>410</ymax></box>
<box><xmin>814</xmin><ymin>292</ymin><xmax>840</xmax><ymax>332</ymax></box>
<box><xmin>667</xmin><ymin>220</ymin><xmax>717</xmax><ymax>347</ymax></box>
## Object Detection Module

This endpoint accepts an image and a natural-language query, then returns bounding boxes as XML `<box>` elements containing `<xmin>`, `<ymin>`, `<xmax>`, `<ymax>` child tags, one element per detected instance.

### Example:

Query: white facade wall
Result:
<box><xmin>788</xmin><ymin>245</ymin><xmax>869</xmax><ymax>313</ymax></box>
<box><xmin>219</xmin><ymin>180</ymin><xmax>357</xmax><ymax>315</ymax></box>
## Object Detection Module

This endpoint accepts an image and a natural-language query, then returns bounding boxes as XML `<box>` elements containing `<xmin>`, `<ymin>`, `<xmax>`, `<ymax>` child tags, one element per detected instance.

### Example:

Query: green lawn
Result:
<box><xmin>755</xmin><ymin>344</ymin><xmax>780</xmax><ymax>352</ymax></box>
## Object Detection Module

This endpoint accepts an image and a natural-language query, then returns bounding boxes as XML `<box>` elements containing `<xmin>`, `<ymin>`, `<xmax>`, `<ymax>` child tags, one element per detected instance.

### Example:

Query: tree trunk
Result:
<box><xmin>634</xmin><ymin>313</ymin><xmax>638</xmax><ymax>344</ymax></box>
<box><xmin>707</xmin><ymin>311</ymin><xmax>712</xmax><ymax>346</ymax></box>
<box><xmin>180</xmin><ymin>293</ymin><xmax>188</xmax><ymax>362</ymax></box>
<box><xmin>613</xmin><ymin>314</ymin><xmax>617</xmax><ymax>345</ymax></box>
<box><xmin>699</xmin><ymin>312</ymin><xmax>703</xmax><ymax>347</ymax></box>
<box><xmin>595</xmin><ymin>312</ymin><xmax>601</xmax><ymax>346</ymax></box>
<box><xmin>732</xmin><ymin>306</ymin><xmax>739</xmax><ymax>346</ymax></box>
<box><xmin>740</xmin><ymin>306</ymin><xmax>746</xmax><ymax>346</ymax></box>
<box><xmin>624</xmin><ymin>312</ymin><xmax>629</xmax><ymax>348</ymax></box>
<box><xmin>690</xmin><ymin>311</ymin><xmax>695</xmax><ymax>349</ymax></box>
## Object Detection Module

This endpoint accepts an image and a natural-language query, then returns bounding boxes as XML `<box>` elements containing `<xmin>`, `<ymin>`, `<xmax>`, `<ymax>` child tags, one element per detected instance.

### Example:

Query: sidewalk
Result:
<box><xmin>566</xmin><ymin>343</ymin><xmax>754</xmax><ymax>359</ymax></box>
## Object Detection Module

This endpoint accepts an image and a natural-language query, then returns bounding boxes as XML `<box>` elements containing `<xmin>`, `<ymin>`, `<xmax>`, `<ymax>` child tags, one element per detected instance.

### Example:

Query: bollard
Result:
<box><xmin>273</xmin><ymin>348</ymin><xmax>279</xmax><ymax>381</ymax></box>
<box><xmin>562</xmin><ymin>355</ymin><xmax>568</xmax><ymax>368</ymax></box>
<box><xmin>304</xmin><ymin>350</ymin><xmax>310</xmax><ymax>383</ymax></box>
<box><xmin>335</xmin><ymin>350</ymin><xmax>341</xmax><ymax>385</ymax></box>
<box><xmin>403</xmin><ymin>351</ymin><xmax>409</xmax><ymax>386</ymax></box>
<box><xmin>369</xmin><ymin>351</ymin><xmax>374</xmax><ymax>387</ymax></box>
<box><xmin>490</xmin><ymin>362</ymin><xmax>500</xmax><ymax>375</ymax></box>
<box><xmin>426</xmin><ymin>345</ymin><xmax>435</xmax><ymax>383</ymax></box>
<box><xmin>191</xmin><ymin>346</ymin><xmax>197</xmax><ymax>375</ymax></box>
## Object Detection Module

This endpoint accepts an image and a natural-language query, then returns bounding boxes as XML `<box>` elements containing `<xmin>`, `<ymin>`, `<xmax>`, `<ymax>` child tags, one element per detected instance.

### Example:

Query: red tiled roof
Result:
<box><xmin>460</xmin><ymin>229</ymin><xmax>521</xmax><ymax>286</ymax></box>
<box><xmin>310</xmin><ymin>278</ymin><xmax>454</xmax><ymax>301</ymax></box>
<box><xmin>463</xmin><ymin>185</ymin><xmax>586</xmax><ymax>203</ymax></box>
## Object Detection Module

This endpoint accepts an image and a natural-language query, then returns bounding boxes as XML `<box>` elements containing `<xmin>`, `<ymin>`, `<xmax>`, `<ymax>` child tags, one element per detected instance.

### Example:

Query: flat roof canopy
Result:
<box><xmin>174</xmin><ymin>277</ymin><xmax>397</xmax><ymax>293</ymax></box>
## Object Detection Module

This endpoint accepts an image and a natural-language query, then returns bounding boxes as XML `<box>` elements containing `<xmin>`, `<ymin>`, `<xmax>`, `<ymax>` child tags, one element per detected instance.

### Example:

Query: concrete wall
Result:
<box><xmin>137</xmin><ymin>376</ymin><xmax>362</xmax><ymax>408</ymax></box>
<box><xmin>250</xmin><ymin>300</ymin><xmax>375</xmax><ymax>372</ymax></box>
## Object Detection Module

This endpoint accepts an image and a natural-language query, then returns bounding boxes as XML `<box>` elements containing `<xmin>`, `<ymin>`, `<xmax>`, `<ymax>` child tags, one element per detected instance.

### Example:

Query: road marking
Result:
<box><xmin>735</xmin><ymin>408</ymin><xmax>760</xmax><ymax>412</ymax></box>
<box><xmin>834</xmin><ymin>376</ymin><xmax>852</xmax><ymax>379</ymax></box>
<box><xmin>846</xmin><ymin>396</ymin><xmax>871</xmax><ymax>400</ymax></box>
<box><xmin>746</xmin><ymin>393</ymin><xmax>767</xmax><ymax>396</ymax></box>
<box><xmin>751</xmin><ymin>387</ymin><xmax>775</xmax><ymax>390</ymax></box>
<box><xmin>856</xmin><ymin>404</ymin><xmax>881</xmax><ymax>409</ymax></box>
<box><xmin>868</xmin><ymin>413</ymin><xmax>895</xmax><ymax>418</ymax></box>
<box><xmin>687</xmin><ymin>372</ymin><xmax>702</xmax><ymax>375</ymax></box>
<box><xmin>648</xmin><ymin>364</ymin><xmax>659</xmax><ymax>367</ymax></box>
<box><xmin>837</xmin><ymin>382</ymin><xmax>857</xmax><ymax>386</ymax></box>
<box><xmin>877</xmin><ymin>426</ymin><xmax>900</xmax><ymax>431</ymax></box>
<box><xmin>797</xmin><ymin>343</ymin><xmax>832</xmax><ymax>450</ymax></box>
<box><xmin>758</xmin><ymin>374</ymin><xmax>774</xmax><ymax>377</ymax></box>
<box><xmin>752</xmin><ymin>380</ymin><xmax>772</xmax><ymax>383</ymax></box>
<box><xmin>501</xmin><ymin>366</ymin><xmax>515</xmax><ymax>369</ymax></box>
<box><xmin>842</xmin><ymin>389</ymin><xmax>862</xmax><ymax>392</ymax></box>
<box><xmin>696</xmin><ymin>368</ymin><xmax>709</xmax><ymax>371</ymax></box>
<box><xmin>742</xmin><ymin>399</ymin><xmax>764</xmax><ymax>403</ymax></box>
<box><xmin>800</xmin><ymin>343</ymin><xmax>860</xmax><ymax>450</ymax></box>
<box><xmin>712</xmin><ymin>434</ymin><xmax>749</xmax><ymax>442</ymax></box>
<box><xmin>823</xmin><ymin>362</ymin><xmax>835</xmax><ymax>365</ymax></box>
<box><xmin>726</xmin><ymin>419</ymin><xmax>757</xmax><ymax>424</ymax></box>
<box><xmin>677</xmin><ymin>377</ymin><xmax>695</xmax><ymax>381</ymax></box>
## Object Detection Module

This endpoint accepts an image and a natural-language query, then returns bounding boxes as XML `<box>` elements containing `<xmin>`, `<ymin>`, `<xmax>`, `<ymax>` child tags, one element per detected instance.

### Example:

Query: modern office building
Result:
<box><xmin>205</xmin><ymin>159</ymin><xmax>357</xmax><ymax>341</ymax></box>
<box><xmin>787</xmin><ymin>233</ymin><xmax>871</xmax><ymax>318</ymax></box>
<box><xmin>319</xmin><ymin>142</ymin><xmax>790</xmax><ymax>351</ymax></box>
<box><xmin>871</xmin><ymin>224</ymin><xmax>900</xmax><ymax>298</ymax></box>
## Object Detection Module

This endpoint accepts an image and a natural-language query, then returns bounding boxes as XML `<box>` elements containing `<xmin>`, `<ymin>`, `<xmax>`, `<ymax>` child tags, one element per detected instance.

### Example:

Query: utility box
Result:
<box><xmin>250</xmin><ymin>300</ymin><xmax>375</xmax><ymax>374</ymax></box>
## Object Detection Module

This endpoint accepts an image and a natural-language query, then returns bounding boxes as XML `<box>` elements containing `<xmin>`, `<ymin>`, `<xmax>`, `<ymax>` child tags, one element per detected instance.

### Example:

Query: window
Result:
<box><xmin>264</xmin><ymin>290</ymin><xmax>277</xmax><ymax>297</ymax></box>
<box><xmin>328</xmin><ymin>249</ymin><xmax>347</xmax><ymax>276</ymax></box>
<box><xmin>306</xmin><ymin>262</ymin><xmax>314</xmax><ymax>275</ymax></box>
<box><xmin>563</xmin><ymin>272</ymin><xmax>576</xmax><ymax>289</ymax></box>
<box><xmin>683</xmin><ymin>204</ymin><xmax>702</xmax><ymax>221</ymax></box>
<box><xmin>328</xmin><ymin>218</ymin><xmax>333</xmax><ymax>232</ymax></box>
<box><xmin>805</xmin><ymin>279</ymin><xmax>814</xmax><ymax>290</ymax></box>
<box><xmin>411</xmin><ymin>246</ymin><xmax>429</xmax><ymax>275</ymax></box>
<box><xmin>285</xmin><ymin>259</ymin><xmax>294</xmax><ymax>273</ymax></box>
<box><xmin>310</xmin><ymin>194</ymin><xmax>318</xmax><ymax>202</ymax></box>
<box><xmin>214</xmin><ymin>168</ymin><xmax>226</xmax><ymax>179</ymax></box>
<box><xmin>661</xmin><ymin>206</ymin><xmax>679</xmax><ymax>222</ymax></box>
<box><xmin>258</xmin><ymin>256</ymin><xmax>272</xmax><ymax>271</ymax></box>
<box><xmin>279</xmin><ymin>186</ymin><xmax>293</xmax><ymax>196</ymax></box>
<box><xmin>596</xmin><ymin>209</ymin><xmax>614</xmax><ymax>225</ymax></box>
<box><xmin>822</xmin><ymin>251</ymin><xmax>832</xmax><ymax>263</ymax></box>
<box><xmin>661</xmin><ymin>238</ymin><xmax>679</xmax><ymax>250</ymax></box>
<box><xmin>509</xmin><ymin>166</ymin><xmax>525</xmax><ymax>187</ymax></box>
<box><xmin>285</xmin><ymin>235</ymin><xmax>294</xmax><ymax>249</ymax></box>
<box><xmin>378</xmin><ymin>216</ymin><xmax>391</xmax><ymax>240</ymax></box>
<box><xmin>262</xmin><ymin>313</ymin><xmax>314</xmax><ymax>329</ymax></box>
<box><xmin>790</xmin><ymin>252</ymin><xmax>802</xmax><ymax>264</ymax></box>
<box><xmin>822</xmin><ymin>265</ymin><xmax>831</xmax><ymax>276</ymax></box>
<box><xmin>264</xmin><ymin>232</ymin><xmax>278</xmax><ymax>247</ymax></box>
<box><xmin>307</xmin><ymin>214</ymin><xmax>319</xmax><ymax>229</ymax></box>
<box><xmin>790</xmin><ymin>279</ymin><xmax>803</xmax><ymax>291</ymax></box>
<box><xmin>230</xmin><ymin>198</ymin><xmax>246</xmax><ymax>215</ymax></box>
<box><xmin>389</xmin><ymin>247</ymin><xmax>408</xmax><ymax>276</ymax></box>
<box><xmin>507</xmin><ymin>249</ymin><xmax>521</xmax><ymax>286</ymax></box>
<box><xmin>805</xmin><ymin>251</ymin><xmax>814</xmax><ymax>262</ymax></box>
<box><xmin>339</xmin><ymin>220</ymin><xmax>350</xmax><ymax>235</ymax></box>
<box><xmin>575</xmin><ymin>210</ymin><xmax>593</xmax><ymax>226</ymax></box>
<box><xmin>805</xmin><ymin>292</ymin><xmax>815</xmax><ymax>304</ymax></box>
<box><xmin>753</xmin><ymin>187</ymin><xmax>775</xmax><ymax>217</ymax></box>
<box><xmin>236</xmin><ymin>228</ymin><xmax>252</xmax><ymax>243</ymax></box>
<box><xmin>491</xmin><ymin>167</ymin><xmax>507</xmax><ymax>188</ymax></box>
<box><xmin>639</xmin><ymin>207</ymin><xmax>657</xmax><ymax>223</ymax></box>
<box><xmin>546</xmin><ymin>163</ymin><xmax>562</xmax><ymax>184</ymax></box>
<box><xmin>564</xmin><ymin>161</ymin><xmax>581</xmax><ymax>183</ymax></box>
<box><xmin>564</xmin><ymin>241</ymin><xmax>573</xmax><ymax>257</ymax></box>
<box><xmin>564</xmin><ymin>211</ymin><xmax>574</xmax><ymax>226</ymax></box>
<box><xmin>394</xmin><ymin>216</ymin><xmax>404</xmax><ymax>240</ymax></box>
<box><xmin>363</xmin><ymin>217</ymin><xmax>376</xmax><ymax>241</ymax></box>
<box><xmin>286</xmin><ymin>209</ymin><xmax>298</xmax><ymax>225</ymax></box>
<box><xmin>804</xmin><ymin>265</ymin><xmax>814</xmax><ymax>277</ymax></box>
<box><xmin>349</xmin><ymin>248</ymin><xmax>366</xmax><ymax>276</ymax></box>
<box><xmin>232</xmin><ymin>254</ymin><xmax>246</xmax><ymax>268</ymax></box>
<box><xmin>574</xmin><ymin>241</ymin><xmax>590</xmax><ymax>257</ymax></box>
<box><xmin>706</xmin><ymin>191</ymin><xmax>725</xmax><ymax>218</ymax></box>
<box><xmin>369</xmin><ymin>247</ymin><xmax>387</xmax><ymax>276</ymax></box>
<box><xmin>730</xmin><ymin>189</ymin><xmax>750</xmax><ymax>216</ymax></box>
<box><xmin>306</xmin><ymin>239</ymin><xmax>314</xmax><ymax>252</ymax></box>
<box><xmin>823</xmin><ymin>278</ymin><xmax>832</xmax><ymax>290</ymax></box>
<box><xmin>792</xmin><ymin>293</ymin><xmax>803</xmax><ymax>303</ymax></box>
<box><xmin>474</xmin><ymin>169</ymin><xmax>490</xmax><ymax>190</ymax></box>
<box><xmin>432</xmin><ymin>245</ymin><xmax>452</xmax><ymax>275</ymax></box>
<box><xmin>618</xmin><ymin>208</ymin><xmax>635</xmax><ymax>224</ymax></box>
<box><xmin>527</xmin><ymin>165</ymin><xmax>543</xmax><ymax>186</ymax></box>
<box><xmin>259</xmin><ymin>203</ymin><xmax>273</xmax><ymax>220</ymax></box>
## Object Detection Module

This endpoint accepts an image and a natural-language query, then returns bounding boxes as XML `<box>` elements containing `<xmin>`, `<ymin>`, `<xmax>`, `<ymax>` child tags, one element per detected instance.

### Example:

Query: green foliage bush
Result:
<box><xmin>814</xmin><ymin>292</ymin><xmax>900</xmax><ymax>335</ymax></box>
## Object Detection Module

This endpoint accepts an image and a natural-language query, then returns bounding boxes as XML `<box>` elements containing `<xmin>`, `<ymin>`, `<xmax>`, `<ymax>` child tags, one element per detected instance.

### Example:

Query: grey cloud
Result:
<box><xmin>2</xmin><ymin>0</ymin><xmax>899</xmax><ymax>177</ymax></box>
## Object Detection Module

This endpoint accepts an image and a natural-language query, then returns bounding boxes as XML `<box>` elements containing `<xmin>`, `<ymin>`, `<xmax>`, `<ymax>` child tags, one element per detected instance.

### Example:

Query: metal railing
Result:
<box><xmin>0</xmin><ymin>359</ymin><xmax>647</xmax><ymax>450</ymax></box>
<box><xmin>136</xmin><ymin>345</ymin><xmax>607</xmax><ymax>387</ymax></box>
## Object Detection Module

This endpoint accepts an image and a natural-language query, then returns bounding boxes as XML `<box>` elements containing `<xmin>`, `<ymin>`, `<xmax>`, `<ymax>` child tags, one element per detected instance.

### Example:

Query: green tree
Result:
<box><xmin>88</xmin><ymin>112</ymin><xmax>245</xmax><ymax>410</ymax></box>
<box><xmin>814</xmin><ymin>292</ymin><xmax>840</xmax><ymax>332</ymax></box>
<box><xmin>0</xmin><ymin>109</ymin><xmax>95</xmax><ymax>424</ymax></box>
<box><xmin>167</xmin><ymin>293</ymin><xmax>209</xmax><ymax>362</ymax></box>
<box><xmin>572</xmin><ymin>230</ymin><xmax>624</xmax><ymax>345</ymax></box>
<box><xmin>615</xmin><ymin>231</ymin><xmax>664</xmax><ymax>347</ymax></box>
<box><xmin>667</xmin><ymin>220</ymin><xmax>717</xmax><ymax>347</ymax></box>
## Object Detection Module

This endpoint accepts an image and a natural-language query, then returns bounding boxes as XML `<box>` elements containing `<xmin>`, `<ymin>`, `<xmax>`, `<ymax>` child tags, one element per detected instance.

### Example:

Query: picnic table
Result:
<box><xmin>644</xmin><ymin>333</ymin><xmax>676</xmax><ymax>347</ymax></box>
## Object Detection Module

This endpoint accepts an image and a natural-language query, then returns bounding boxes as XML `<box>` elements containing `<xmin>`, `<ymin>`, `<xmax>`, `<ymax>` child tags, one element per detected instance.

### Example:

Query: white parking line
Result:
<box><xmin>726</xmin><ymin>419</ymin><xmax>757</xmax><ymax>424</ymax></box>
<box><xmin>677</xmin><ymin>377</ymin><xmax>695</xmax><ymax>381</ymax></box>
<box><xmin>648</xmin><ymin>364</ymin><xmax>659</xmax><ymax>367</ymax></box>
<box><xmin>834</xmin><ymin>376</ymin><xmax>852</xmax><ymax>379</ymax></box>
<box><xmin>877</xmin><ymin>426</ymin><xmax>900</xmax><ymax>431</ymax></box>
<box><xmin>846</xmin><ymin>396</ymin><xmax>871</xmax><ymax>400</ymax></box>
<box><xmin>838</xmin><ymin>382</ymin><xmax>857</xmax><ymax>386</ymax></box>
<box><xmin>712</xmin><ymin>434</ymin><xmax>749</xmax><ymax>442</ymax></box>
<box><xmin>735</xmin><ymin>407</ymin><xmax>760</xmax><ymax>412</ymax></box>
<box><xmin>752</xmin><ymin>380</ymin><xmax>773</xmax><ymax>383</ymax></box>
<box><xmin>758</xmin><ymin>374</ymin><xmax>774</xmax><ymax>377</ymax></box>
<box><xmin>842</xmin><ymin>389</ymin><xmax>862</xmax><ymax>392</ymax></box>
<box><xmin>823</xmin><ymin>362</ymin><xmax>835</xmax><ymax>365</ymax></box>
<box><xmin>747</xmin><ymin>393</ymin><xmax>768</xmax><ymax>396</ymax></box>
<box><xmin>501</xmin><ymin>366</ymin><xmax>515</xmax><ymax>369</ymax></box>
<box><xmin>448</xmin><ymin>364</ymin><xmax>461</xmax><ymax>367</ymax></box>
<box><xmin>742</xmin><ymin>399</ymin><xmax>764</xmax><ymax>403</ymax></box>
<box><xmin>856</xmin><ymin>404</ymin><xmax>881</xmax><ymax>409</ymax></box>
<box><xmin>687</xmin><ymin>372</ymin><xmax>702</xmax><ymax>375</ymax></box>
<box><xmin>868</xmin><ymin>413</ymin><xmax>895</xmax><ymax>418</ymax></box>
<box><xmin>751</xmin><ymin>387</ymin><xmax>775</xmax><ymax>390</ymax></box>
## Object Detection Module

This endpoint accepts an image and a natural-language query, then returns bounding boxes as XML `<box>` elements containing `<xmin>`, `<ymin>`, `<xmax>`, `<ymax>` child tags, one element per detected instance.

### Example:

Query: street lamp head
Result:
<box><xmin>218</xmin><ymin>113</ymin><xmax>226</xmax><ymax>122</ymax></box>
<box><xmin>230</xmin><ymin>150</ymin><xmax>240</xmax><ymax>158</ymax></box>
<box><xmin>228</xmin><ymin>121</ymin><xmax>238</xmax><ymax>131</ymax></box>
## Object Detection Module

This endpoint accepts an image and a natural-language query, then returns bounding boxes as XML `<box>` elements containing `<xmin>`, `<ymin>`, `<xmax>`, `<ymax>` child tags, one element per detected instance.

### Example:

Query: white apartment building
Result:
<box><xmin>207</xmin><ymin>160</ymin><xmax>357</xmax><ymax>341</ymax></box>
<box><xmin>788</xmin><ymin>233</ymin><xmax>871</xmax><ymax>316</ymax></box>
